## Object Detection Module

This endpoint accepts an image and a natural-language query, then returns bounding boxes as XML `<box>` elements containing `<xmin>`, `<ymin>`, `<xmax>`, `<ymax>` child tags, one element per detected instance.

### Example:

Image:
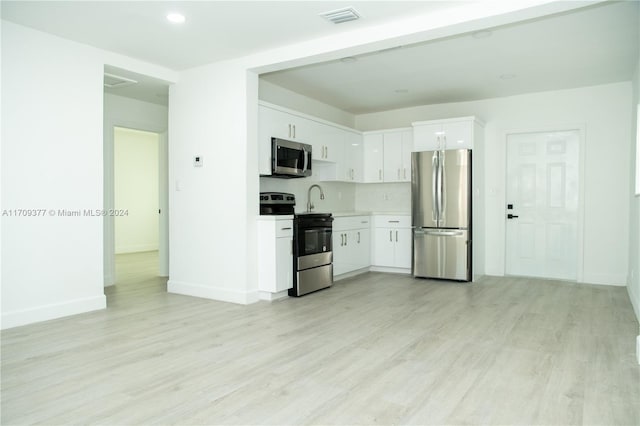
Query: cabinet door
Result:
<box><xmin>343</xmin><ymin>132</ymin><xmax>363</xmax><ymax>182</ymax></box>
<box><xmin>400</xmin><ymin>130</ymin><xmax>413</xmax><ymax>182</ymax></box>
<box><xmin>383</xmin><ymin>131</ymin><xmax>403</xmax><ymax>183</ymax></box>
<box><xmin>353</xmin><ymin>228</ymin><xmax>371</xmax><ymax>270</ymax></box>
<box><xmin>313</xmin><ymin>121</ymin><xmax>339</xmax><ymax>162</ymax></box>
<box><xmin>332</xmin><ymin>231</ymin><xmax>349</xmax><ymax>276</ymax></box>
<box><xmin>394</xmin><ymin>228</ymin><xmax>413</xmax><ymax>269</ymax></box>
<box><xmin>363</xmin><ymin>134</ymin><xmax>384</xmax><ymax>183</ymax></box>
<box><xmin>259</xmin><ymin>105</ymin><xmax>292</xmax><ymax>141</ymax></box>
<box><xmin>442</xmin><ymin>121</ymin><xmax>473</xmax><ymax>150</ymax></box>
<box><xmin>412</xmin><ymin>123</ymin><xmax>443</xmax><ymax>152</ymax></box>
<box><xmin>275</xmin><ymin>236</ymin><xmax>293</xmax><ymax>292</ymax></box>
<box><xmin>373</xmin><ymin>227</ymin><xmax>395</xmax><ymax>267</ymax></box>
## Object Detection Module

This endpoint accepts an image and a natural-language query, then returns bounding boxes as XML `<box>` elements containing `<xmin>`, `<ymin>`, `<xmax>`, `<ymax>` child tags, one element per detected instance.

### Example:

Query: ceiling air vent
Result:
<box><xmin>319</xmin><ymin>7</ymin><xmax>360</xmax><ymax>24</ymax></box>
<box><xmin>104</xmin><ymin>73</ymin><xmax>138</xmax><ymax>88</ymax></box>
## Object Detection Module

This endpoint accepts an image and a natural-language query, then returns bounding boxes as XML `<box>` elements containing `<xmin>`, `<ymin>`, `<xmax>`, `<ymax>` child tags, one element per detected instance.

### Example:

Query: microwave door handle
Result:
<box><xmin>302</xmin><ymin>147</ymin><xmax>308</xmax><ymax>173</ymax></box>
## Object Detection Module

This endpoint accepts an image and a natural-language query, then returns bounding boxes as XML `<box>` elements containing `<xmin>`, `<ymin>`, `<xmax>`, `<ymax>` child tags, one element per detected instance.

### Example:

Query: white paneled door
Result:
<box><xmin>505</xmin><ymin>130</ymin><xmax>580</xmax><ymax>280</ymax></box>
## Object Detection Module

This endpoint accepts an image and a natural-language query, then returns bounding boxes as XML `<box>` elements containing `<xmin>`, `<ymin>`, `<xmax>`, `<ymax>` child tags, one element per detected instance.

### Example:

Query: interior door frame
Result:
<box><xmin>104</xmin><ymin>119</ymin><xmax>169</xmax><ymax>287</ymax></box>
<box><xmin>501</xmin><ymin>123</ymin><xmax>586</xmax><ymax>282</ymax></box>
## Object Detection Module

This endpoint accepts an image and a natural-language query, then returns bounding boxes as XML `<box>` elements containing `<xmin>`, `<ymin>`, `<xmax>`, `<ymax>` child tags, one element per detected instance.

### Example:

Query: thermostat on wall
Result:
<box><xmin>194</xmin><ymin>156</ymin><xmax>203</xmax><ymax>167</ymax></box>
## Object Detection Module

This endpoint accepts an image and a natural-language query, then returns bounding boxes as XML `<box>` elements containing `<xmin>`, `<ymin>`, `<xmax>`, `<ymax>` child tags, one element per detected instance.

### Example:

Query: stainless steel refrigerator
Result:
<box><xmin>411</xmin><ymin>149</ymin><xmax>471</xmax><ymax>281</ymax></box>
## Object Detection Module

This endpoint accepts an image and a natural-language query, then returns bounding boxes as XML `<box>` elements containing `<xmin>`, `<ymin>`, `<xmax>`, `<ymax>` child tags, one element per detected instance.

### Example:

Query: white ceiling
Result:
<box><xmin>2</xmin><ymin>1</ymin><xmax>638</xmax><ymax>112</ymax></box>
<box><xmin>0</xmin><ymin>1</ymin><xmax>463</xmax><ymax>70</ymax></box>
<box><xmin>262</xmin><ymin>1</ymin><xmax>640</xmax><ymax>113</ymax></box>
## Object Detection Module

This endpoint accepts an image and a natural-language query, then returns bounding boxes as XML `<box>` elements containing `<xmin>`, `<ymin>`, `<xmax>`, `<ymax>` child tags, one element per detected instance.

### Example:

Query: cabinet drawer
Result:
<box><xmin>275</xmin><ymin>220</ymin><xmax>293</xmax><ymax>237</ymax></box>
<box><xmin>372</xmin><ymin>215</ymin><xmax>411</xmax><ymax>228</ymax></box>
<box><xmin>333</xmin><ymin>215</ymin><xmax>371</xmax><ymax>231</ymax></box>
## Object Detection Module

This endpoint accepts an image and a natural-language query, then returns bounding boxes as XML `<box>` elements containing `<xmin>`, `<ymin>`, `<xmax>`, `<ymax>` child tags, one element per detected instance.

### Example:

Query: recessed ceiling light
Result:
<box><xmin>472</xmin><ymin>30</ymin><xmax>492</xmax><ymax>39</ymax></box>
<box><xmin>166</xmin><ymin>13</ymin><xmax>186</xmax><ymax>24</ymax></box>
<box><xmin>340</xmin><ymin>57</ymin><xmax>357</xmax><ymax>63</ymax></box>
<box><xmin>499</xmin><ymin>74</ymin><xmax>517</xmax><ymax>80</ymax></box>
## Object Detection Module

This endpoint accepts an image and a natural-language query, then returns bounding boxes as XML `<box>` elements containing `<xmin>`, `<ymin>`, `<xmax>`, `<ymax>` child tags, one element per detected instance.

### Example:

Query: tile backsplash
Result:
<box><xmin>355</xmin><ymin>182</ymin><xmax>411</xmax><ymax>213</ymax></box>
<box><xmin>260</xmin><ymin>175</ymin><xmax>411</xmax><ymax>214</ymax></box>
<box><xmin>260</xmin><ymin>176</ymin><xmax>356</xmax><ymax>214</ymax></box>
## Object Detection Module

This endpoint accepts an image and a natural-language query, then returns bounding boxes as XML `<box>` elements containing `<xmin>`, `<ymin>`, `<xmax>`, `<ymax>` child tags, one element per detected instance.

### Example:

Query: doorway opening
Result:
<box><xmin>102</xmin><ymin>65</ymin><xmax>170</xmax><ymax>298</ymax></box>
<box><xmin>113</xmin><ymin>127</ymin><xmax>164</xmax><ymax>291</ymax></box>
<box><xmin>505</xmin><ymin>128</ymin><xmax>584</xmax><ymax>281</ymax></box>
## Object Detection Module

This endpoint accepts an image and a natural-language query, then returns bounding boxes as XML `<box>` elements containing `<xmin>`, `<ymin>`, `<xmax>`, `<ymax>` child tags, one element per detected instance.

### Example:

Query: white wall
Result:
<box><xmin>114</xmin><ymin>127</ymin><xmax>159</xmax><ymax>253</ymax></box>
<box><xmin>1</xmin><ymin>22</ymin><xmax>106</xmax><ymax>328</ymax></box>
<box><xmin>356</xmin><ymin>82</ymin><xmax>632</xmax><ymax>286</ymax></box>
<box><xmin>1</xmin><ymin>22</ymin><xmax>177</xmax><ymax>329</ymax></box>
<box><xmin>168</xmin><ymin>60</ymin><xmax>260</xmax><ymax>304</ymax></box>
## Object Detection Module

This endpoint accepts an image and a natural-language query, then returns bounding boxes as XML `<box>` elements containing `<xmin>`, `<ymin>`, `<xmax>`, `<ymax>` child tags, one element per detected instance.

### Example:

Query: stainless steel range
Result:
<box><xmin>259</xmin><ymin>192</ymin><xmax>333</xmax><ymax>297</ymax></box>
<box><xmin>290</xmin><ymin>212</ymin><xmax>334</xmax><ymax>297</ymax></box>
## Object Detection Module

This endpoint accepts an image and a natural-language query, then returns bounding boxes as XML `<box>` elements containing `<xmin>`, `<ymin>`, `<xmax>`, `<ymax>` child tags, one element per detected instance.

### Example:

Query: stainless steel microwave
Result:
<box><xmin>271</xmin><ymin>137</ymin><xmax>312</xmax><ymax>178</ymax></box>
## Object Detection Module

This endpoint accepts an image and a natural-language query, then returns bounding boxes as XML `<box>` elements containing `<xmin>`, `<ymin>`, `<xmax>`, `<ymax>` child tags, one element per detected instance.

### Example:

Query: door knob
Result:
<box><xmin>507</xmin><ymin>214</ymin><xmax>519</xmax><ymax>219</ymax></box>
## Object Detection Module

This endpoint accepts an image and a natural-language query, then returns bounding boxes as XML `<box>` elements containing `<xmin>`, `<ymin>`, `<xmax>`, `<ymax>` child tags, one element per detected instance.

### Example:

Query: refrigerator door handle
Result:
<box><xmin>432</xmin><ymin>152</ymin><xmax>439</xmax><ymax>222</ymax></box>
<box><xmin>438</xmin><ymin>151</ymin><xmax>446</xmax><ymax>226</ymax></box>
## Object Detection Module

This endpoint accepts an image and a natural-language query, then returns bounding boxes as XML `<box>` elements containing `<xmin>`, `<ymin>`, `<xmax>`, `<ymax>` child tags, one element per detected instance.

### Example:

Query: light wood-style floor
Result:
<box><xmin>2</xmin><ymin>251</ymin><xmax>639</xmax><ymax>425</ymax></box>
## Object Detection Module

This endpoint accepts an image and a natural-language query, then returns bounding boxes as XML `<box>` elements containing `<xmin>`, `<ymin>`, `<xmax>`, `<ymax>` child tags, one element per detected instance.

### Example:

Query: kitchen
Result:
<box><xmin>256</xmin><ymin>101</ymin><xmax>482</xmax><ymax>299</ymax></box>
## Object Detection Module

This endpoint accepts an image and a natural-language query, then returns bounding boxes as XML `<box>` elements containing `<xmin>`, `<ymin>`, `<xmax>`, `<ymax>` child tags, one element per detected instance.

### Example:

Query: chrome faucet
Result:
<box><xmin>307</xmin><ymin>184</ymin><xmax>325</xmax><ymax>212</ymax></box>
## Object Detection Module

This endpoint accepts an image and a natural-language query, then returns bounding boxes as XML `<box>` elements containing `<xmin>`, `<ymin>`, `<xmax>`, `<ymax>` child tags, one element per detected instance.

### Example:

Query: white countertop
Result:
<box><xmin>258</xmin><ymin>212</ymin><xmax>410</xmax><ymax>220</ymax></box>
<box><xmin>332</xmin><ymin>211</ymin><xmax>410</xmax><ymax>217</ymax></box>
<box><xmin>257</xmin><ymin>215</ymin><xmax>294</xmax><ymax>221</ymax></box>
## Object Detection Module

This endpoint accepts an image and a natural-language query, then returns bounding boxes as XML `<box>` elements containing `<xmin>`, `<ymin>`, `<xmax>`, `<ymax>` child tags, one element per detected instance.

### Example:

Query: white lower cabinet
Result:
<box><xmin>371</xmin><ymin>215</ymin><xmax>412</xmax><ymax>269</ymax></box>
<box><xmin>332</xmin><ymin>216</ymin><xmax>371</xmax><ymax>277</ymax></box>
<box><xmin>257</xmin><ymin>218</ymin><xmax>293</xmax><ymax>297</ymax></box>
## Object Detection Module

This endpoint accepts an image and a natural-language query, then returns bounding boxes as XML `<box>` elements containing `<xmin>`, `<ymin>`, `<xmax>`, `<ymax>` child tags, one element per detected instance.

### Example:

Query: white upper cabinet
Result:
<box><xmin>383</xmin><ymin>131</ymin><xmax>402</xmax><ymax>182</ymax></box>
<box><xmin>340</xmin><ymin>131</ymin><xmax>363</xmax><ymax>182</ymax></box>
<box><xmin>313</xmin><ymin>123</ymin><xmax>341</xmax><ymax>162</ymax></box>
<box><xmin>363</xmin><ymin>133</ymin><xmax>384</xmax><ymax>183</ymax></box>
<box><xmin>363</xmin><ymin>129</ymin><xmax>413</xmax><ymax>183</ymax></box>
<box><xmin>412</xmin><ymin>117</ymin><xmax>477</xmax><ymax>152</ymax></box>
<box><xmin>382</xmin><ymin>129</ymin><xmax>413</xmax><ymax>183</ymax></box>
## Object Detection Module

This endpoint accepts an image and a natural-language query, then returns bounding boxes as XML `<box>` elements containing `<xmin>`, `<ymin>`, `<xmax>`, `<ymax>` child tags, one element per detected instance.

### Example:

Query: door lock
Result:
<box><xmin>507</xmin><ymin>214</ymin><xmax>519</xmax><ymax>219</ymax></box>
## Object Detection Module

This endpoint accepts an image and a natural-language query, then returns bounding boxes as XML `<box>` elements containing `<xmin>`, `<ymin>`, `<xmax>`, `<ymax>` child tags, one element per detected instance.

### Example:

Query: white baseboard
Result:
<box><xmin>1</xmin><ymin>295</ymin><xmax>107</xmax><ymax>330</ymax></box>
<box><xmin>258</xmin><ymin>290</ymin><xmax>289</xmax><ymax>301</ymax></box>
<box><xmin>369</xmin><ymin>266</ymin><xmax>411</xmax><ymax>275</ymax></box>
<box><xmin>580</xmin><ymin>273</ymin><xmax>627</xmax><ymax>286</ymax></box>
<box><xmin>334</xmin><ymin>267</ymin><xmax>370</xmax><ymax>281</ymax></box>
<box><xmin>168</xmin><ymin>280</ymin><xmax>259</xmax><ymax>305</ymax></box>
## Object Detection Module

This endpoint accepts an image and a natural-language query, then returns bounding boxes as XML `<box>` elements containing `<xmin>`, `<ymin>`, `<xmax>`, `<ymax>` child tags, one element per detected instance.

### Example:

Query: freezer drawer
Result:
<box><xmin>413</xmin><ymin>228</ymin><xmax>471</xmax><ymax>281</ymax></box>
